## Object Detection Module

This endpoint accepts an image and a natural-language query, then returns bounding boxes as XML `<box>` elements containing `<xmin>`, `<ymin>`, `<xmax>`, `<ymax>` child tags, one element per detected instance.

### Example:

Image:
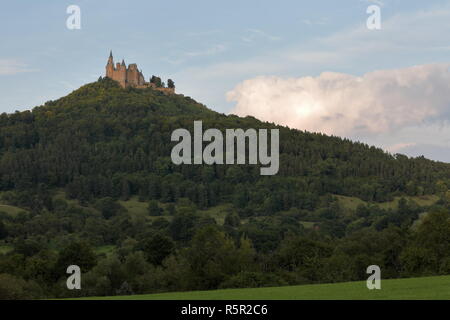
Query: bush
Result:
<box><xmin>0</xmin><ymin>273</ymin><xmax>43</xmax><ymax>300</ymax></box>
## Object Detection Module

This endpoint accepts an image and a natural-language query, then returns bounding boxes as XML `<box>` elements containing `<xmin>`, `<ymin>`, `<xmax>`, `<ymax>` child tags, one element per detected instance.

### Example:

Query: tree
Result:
<box><xmin>121</xmin><ymin>180</ymin><xmax>131</xmax><ymax>201</ymax></box>
<box><xmin>276</xmin><ymin>235</ymin><xmax>332</xmax><ymax>281</ymax></box>
<box><xmin>95</xmin><ymin>197</ymin><xmax>125</xmax><ymax>219</ymax></box>
<box><xmin>150</xmin><ymin>75</ymin><xmax>162</xmax><ymax>88</ymax></box>
<box><xmin>401</xmin><ymin>208</ymin><xmax>450</xmax><ymax>274</ymax></box>
<box><xmin>169</xmin><ymin>211</ymin><xmax>197</xmax><ymax>243</ymax></box>
<box><xmin>147</xmin><ymin>200</ymin><xmax>162</xmax><ymax>216</ymax></box>
<box><xmin>224</xmin><ymin>212</ymin><xmax>240</xmax><ymax>228</ymax></box>
<box><xmin>139</xmin><ymin>234</ymin><xmax>174</xmax><ymax>265</ymax></box>
<box><xmin>55</xmin><ymin>241</ymin><xmax>97</xmax><ymax>276</ymax></box>
<box><xmin>0</xmin><ymin>274</ymin><xmax>42</xmax><ymax>299</ymax></box>
<box><xmin>184</xmin><ymin>226</ymin><xmax>240</xmax><ymax>289</ymax></box>
<box><xmin>167</xmin><ymin>79</ymin><xmax>175</xmax><ymax>89</ymax></box>
<box><xmin>14</xmin><ymin>238</ymin><xmax>43</xmax><ymax>257</ymax></box>
<box><xmin>0</xmin><ymin>221</ymin><xmax>7</xmax><ymax>240</ymax></box>
<box><xmin>165</xmin><ymin>203</ymin><xmax>176</xmax><ymax>216</ymax></box>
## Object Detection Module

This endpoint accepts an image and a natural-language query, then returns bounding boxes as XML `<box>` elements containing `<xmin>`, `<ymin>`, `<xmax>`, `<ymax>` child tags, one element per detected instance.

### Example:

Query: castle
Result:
<box><xmin>105</xmin><ymin>51</ymin><xmax>175</xmax><ymax>93</ymax></box>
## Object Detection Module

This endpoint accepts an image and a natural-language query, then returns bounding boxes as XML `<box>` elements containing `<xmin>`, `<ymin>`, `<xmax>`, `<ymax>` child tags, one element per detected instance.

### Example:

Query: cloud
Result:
<box><xmin>227</xmin><ymin>63</ymin><xmax>450</xmax><ymax>137</ymax></box>
<box><xmin>0</xmin><ymin>59</ymin><xmax>37</xmax><ymax>75</ymax></box>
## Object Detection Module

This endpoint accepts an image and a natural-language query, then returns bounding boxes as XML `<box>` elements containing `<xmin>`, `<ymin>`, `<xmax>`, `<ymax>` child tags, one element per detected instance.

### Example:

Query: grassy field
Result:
<box><xmin>198</xmin><ymin>204</ymin><xmax>233</xmax><ymax>225</ymax></box>
<box><xmin>335</xmin><ymin>194</ymin><xmax>439</xmax><ymax>212</ymax></box>
<box><xmin>80</xmin><ymin>275</ymin><xmax>450</xmax><ymax>300</ymax></box>
<box><xmin>94</xmin><ymin>245</ymin><xmax>116</xmax><ymax>256</ymax></box>
<box><xmin>0</xmin><ymin>245</ymin><xmax>13</xmax><ymax>255</ymax></box>
<box><xmin>0</xmin><ymin>204</ymin><xmax>27</xmax><ymax>217</ymax></box>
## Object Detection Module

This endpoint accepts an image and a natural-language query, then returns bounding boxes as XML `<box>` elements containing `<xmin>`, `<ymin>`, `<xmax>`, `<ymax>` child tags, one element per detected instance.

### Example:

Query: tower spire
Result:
<box><xmin>107</xmin><ymin>50</ymin><xmax>114</xmax><ymax>66</ymax></box>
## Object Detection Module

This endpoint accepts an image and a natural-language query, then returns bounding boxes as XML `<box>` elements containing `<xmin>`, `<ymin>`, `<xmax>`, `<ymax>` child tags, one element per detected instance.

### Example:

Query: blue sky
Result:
<box><xmin>2</xmin><ymin>1</ymin><xmax>450</xmax><ymax>161</ymax></box>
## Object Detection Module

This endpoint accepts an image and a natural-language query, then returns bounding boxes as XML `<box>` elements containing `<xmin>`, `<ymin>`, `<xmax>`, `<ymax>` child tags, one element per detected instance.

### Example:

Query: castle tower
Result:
<box><xmin>106</xmin><ymin>50</ymin><xmax>114</xmax><ymax>79</ymax></box>
<box><xmin>116</xmin><ymin>59</ymin><xmax>127</xmax><ymax>88</ymax></box>
<box><xmin>127</xmin><ymin>63</ymin><xmax>140</xmax><ymax>87</ymax></box>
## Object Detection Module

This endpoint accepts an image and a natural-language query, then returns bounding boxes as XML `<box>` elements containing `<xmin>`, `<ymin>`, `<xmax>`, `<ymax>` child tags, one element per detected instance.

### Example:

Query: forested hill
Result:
<box><xmin>0</xmin><ymin>77</ymin><xmax>449</xmax><ymax>204</ymax></box>
<box><xmin>1</xmin><ymin>77</ymin><xmax>450</xmax><ymax>299</ymax></box>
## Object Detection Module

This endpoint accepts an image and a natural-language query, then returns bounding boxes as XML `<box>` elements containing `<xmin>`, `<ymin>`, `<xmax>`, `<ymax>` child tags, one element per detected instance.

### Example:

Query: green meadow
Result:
<box><xmin>80</xmin><ymin>275</ymin><xmax>450</xmax><ymax>300</ymax></box>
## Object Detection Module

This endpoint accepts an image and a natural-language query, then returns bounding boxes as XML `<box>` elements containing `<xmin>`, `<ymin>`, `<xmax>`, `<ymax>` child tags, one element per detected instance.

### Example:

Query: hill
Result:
<box><xmin>0</xmin><ymin>77</ymin><xmax>449</xmax><ymax>299</ymax></box>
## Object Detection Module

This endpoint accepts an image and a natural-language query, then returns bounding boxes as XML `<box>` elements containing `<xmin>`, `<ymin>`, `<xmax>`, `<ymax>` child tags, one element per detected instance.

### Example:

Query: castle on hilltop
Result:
<box><xmin>105</xmin><ymin>51</ymin><xmax>175</xmax><ymax>93</ymax></box>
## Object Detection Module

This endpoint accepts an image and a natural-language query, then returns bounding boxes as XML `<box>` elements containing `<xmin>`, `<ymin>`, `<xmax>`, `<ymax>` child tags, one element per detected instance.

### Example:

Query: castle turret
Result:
<box><xmin>106</xmin><ymin>50</ymin><xmax>114</xmax><ymax>79</ymax></box>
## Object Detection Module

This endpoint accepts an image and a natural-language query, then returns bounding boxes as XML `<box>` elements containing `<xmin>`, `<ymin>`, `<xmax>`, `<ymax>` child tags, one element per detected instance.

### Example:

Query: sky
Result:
<box><xmin>1</xmin><ymin>0</ymin><xmax>450</xmax><ymax>161</ymax></box>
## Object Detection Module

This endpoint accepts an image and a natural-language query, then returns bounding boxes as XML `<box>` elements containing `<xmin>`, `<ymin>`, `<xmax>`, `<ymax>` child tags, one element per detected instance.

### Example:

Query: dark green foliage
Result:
<box><xmin>147</xmin><ymin>200</ymin><xmax>162</xmax><ymax>216</ymax></box>
<box><xmin>95</xmin><ymin>197</ymin><xmax>125</xmax><ymax>219</ymax></box>
<box><xmin>0</xmin><ymin>273</ymin><xmax>42</xmax><ymax>299</ymax></box>
<box><xmin>150</xmin><ymin>75</ymin><xmax>163</xmax><ymax>88</ymax></box>
<box><xmin>0</xmin><ymin>221</ymin><xmax>7</xmax><ymax>240</ymax></box>
<box><xmin>138</xmin><ymin>233</ymin><xmax>174</xmax><ymax>265</ymax></box>
<box><xmin>55</xmin><ymin>241</ymin><xmax>97</xmax><ymax>275</ymax></box>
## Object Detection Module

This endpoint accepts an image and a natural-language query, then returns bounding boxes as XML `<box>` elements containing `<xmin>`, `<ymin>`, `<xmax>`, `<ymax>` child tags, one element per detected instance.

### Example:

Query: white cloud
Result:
<box><xmin>0</xmin><ymin>59</ymin><xmax>37</xmax><ymax>75</ymax></box>
<box><xmin>227</xmin><ymin>63</ymin><xmax>450</xmax><ymax>137</ymax></box>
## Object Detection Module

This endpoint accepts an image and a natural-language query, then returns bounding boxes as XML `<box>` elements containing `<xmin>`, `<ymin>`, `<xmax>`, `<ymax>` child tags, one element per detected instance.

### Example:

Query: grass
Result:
<box><xmin>0</xmin><ymin>245</ymin><xmax>13</xmax><ymax>255</ymax></box>
<box><xmin>198</xmin><ymin>204</ymin><xmax>233</xmax><ymax>225</ymax></box>
<box><xmin>94</xmin><ymin>245</ymin><xmax>116</xmax><ymax>256</ymax></box>
<box><xmin>0</xmin><ymin>204</ymin><xmax>27</xmax><ymax>217</ymax></box>
<box><xmin>335</xmin><ymin>194</ymin><xmax>439</xmax><ymax>212</ymax></box>
<box><xmin>299</xmin><ymin>221</ymin><xmax>315</xmax><ymax>229</ymax></box>
<box><xmin>78</xmin><ymin>275</ymin><xmax>450</xmax><ymax>300</ymax></box>
<box><xmin>119</xmin><ymin>197</ymin><xmax>149</xmax><ymax>216</ymax></box>
<box><xmin>119</xmin><ymin>197</ymin><xmax>174</xmax><ymax>223</ymax></box>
